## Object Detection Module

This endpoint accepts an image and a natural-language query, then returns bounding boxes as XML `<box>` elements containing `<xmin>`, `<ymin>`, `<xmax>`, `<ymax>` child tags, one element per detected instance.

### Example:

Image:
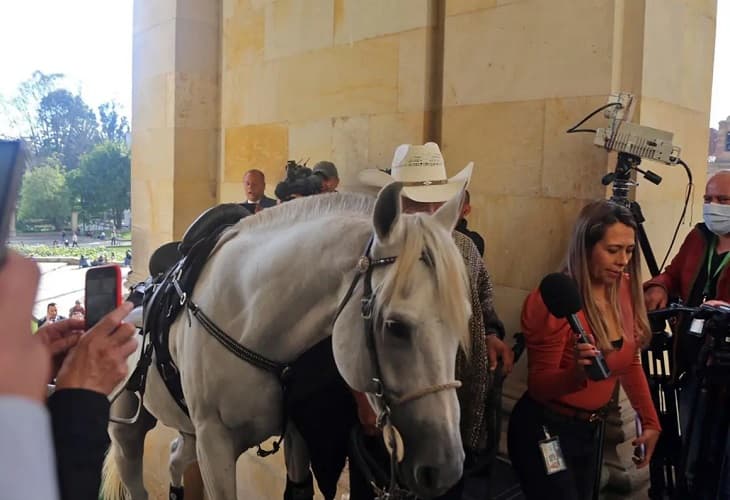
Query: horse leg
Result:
<box><xmin>195</xmin><ymin>419</ymin><xmax>238</xmax><ymax>499</ymax></box>
<box><xmin>284</xmin><ymin>422</ymin><xmax>314</xmax><ymax>500</ymax></box>
<box><xmin>106</xmin><ymin>393</ymin><xmax>158</xmax><ymax>500</ymax></box>
<box><xmin>168</xmin><ymin>432</ymin><xmax>197</xmax><ymax>500</ymax></box>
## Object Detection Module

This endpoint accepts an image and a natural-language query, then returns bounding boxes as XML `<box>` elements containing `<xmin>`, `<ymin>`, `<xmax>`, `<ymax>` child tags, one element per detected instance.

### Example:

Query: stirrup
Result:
<box><xmin>109</xmin><ymin>390</ymin><xmax>143</xmax><ymax>425</ymax></box>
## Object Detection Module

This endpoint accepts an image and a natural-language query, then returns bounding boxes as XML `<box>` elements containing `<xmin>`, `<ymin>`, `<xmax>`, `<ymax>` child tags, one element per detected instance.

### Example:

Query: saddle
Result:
<box><xmin>130</xmin><ymin>202</ymin><xmax>351</xmax><ymax>417</ymax></box>
<box><xmin>127</xmin><ymin>203</ymin><xmax>252</xmax><ymax>414</ymax></box>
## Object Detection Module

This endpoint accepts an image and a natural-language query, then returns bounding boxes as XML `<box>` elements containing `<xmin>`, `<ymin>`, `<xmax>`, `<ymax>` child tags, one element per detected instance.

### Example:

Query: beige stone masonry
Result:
<box><xmin>333</xmin><ymin>0</ymin><xmax>431</xmax><ymax>46</ymax></box>
<box><xmin>276</xmin><ymin>36</ymin><xmax>400</xmax><ymax>122</ymax></box>
<box><xmin>131</xmin><ymin>0</ymin><xmax>717</xmax><ymax>496</ymax></box>
<box><xmin>443</xmin><ymin>0</ymin><xmax>614</xmax><ymax>106</ymax></box>
<box><xmin>224</xmin><ymin>123</ymin><xmax>289</xmax><ymax>186</ymax></box>
<box><xmin>264</xmin><ymin>0</ymin><xmax>334</xmax><ymax>60</ymax></box>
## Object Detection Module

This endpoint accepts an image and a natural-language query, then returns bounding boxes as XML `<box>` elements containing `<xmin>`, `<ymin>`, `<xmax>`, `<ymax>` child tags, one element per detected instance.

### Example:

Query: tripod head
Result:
<box><xmin>602</xmin><ymin>152</ymin><xmax>662</xmax><ymax>206</ymax></box>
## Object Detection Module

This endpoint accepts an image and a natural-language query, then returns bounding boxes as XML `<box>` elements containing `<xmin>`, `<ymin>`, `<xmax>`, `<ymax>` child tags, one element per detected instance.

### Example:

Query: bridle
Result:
<box><xmin>334</xmin><ymin>234</ymin><xmax>462</xmax><ymax>497</ymax></box>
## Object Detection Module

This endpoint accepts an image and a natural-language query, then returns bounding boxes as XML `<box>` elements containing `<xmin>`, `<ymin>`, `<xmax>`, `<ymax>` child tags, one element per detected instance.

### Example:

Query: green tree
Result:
<box><xmin>98</xmin><ymin>101</ymin><xmax>130</xmax><ymax>145</ymax></box>
<box><xmin>17</xmin><ymin>158</ymin><xmax>71</xmax><ymax>230</ymax></box>
<box><xmin>73</xmin><ymin>142</ymin><xmax>130</xmax><ymax>228</ymax></box>
<box><xmin>37</xmin><ymin>89</ymin><xmax>100</xmax><ymax>170</ymax></box>
<box><xmin>0</xmin><ymin>71</ymin><xmax>64</xmax><ymax>155</ymax></box>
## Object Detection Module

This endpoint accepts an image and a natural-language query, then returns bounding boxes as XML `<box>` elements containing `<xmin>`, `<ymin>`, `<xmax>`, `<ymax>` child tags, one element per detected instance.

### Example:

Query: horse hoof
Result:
<box><xmin>169</xmin><ymin>485</ymin><xmax>184</xmax><ymax>500</ymax></box>
<box><xmin>284</xmin><ymin>472</ymin><xmax>314</xmax><ymax>500</ymax></box>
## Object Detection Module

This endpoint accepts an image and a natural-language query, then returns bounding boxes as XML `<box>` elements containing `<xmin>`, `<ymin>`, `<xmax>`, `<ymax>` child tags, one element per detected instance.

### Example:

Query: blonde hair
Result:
<box><xmin>373</xmin><ymin>213</ymin><xmax>472</xmax><ymax>354</ymax></box>
<box><xmin>565</xmin><ymin>200</ymin><xmax>651</xmax><ymax>351</ymax></box>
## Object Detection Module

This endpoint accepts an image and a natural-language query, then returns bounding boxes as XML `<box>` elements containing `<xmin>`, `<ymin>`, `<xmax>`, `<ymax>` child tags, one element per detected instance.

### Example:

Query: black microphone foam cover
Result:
<box><xmin>539</xmin><ymin>273</ymin><xmax>582</xmax><ymax>318</ymax></box>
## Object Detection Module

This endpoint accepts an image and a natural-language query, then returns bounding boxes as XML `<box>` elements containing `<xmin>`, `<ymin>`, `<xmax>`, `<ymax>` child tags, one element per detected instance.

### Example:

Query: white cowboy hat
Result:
<box><xmin>358</xmin><ymin>142</ymin><xmax>473</xmax><ymax>203</ymax></box>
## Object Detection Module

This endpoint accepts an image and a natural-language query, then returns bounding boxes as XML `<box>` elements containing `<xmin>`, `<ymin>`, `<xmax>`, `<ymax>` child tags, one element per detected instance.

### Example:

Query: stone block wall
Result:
<box><xmin>130</xmin><ymin>0</ymin><xmax>717</xmax><ymax>496</ymax></box>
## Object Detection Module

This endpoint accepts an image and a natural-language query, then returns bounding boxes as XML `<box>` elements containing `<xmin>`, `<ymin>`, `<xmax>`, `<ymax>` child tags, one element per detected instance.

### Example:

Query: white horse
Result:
<box><xmin>102</xmin><ymin>183</ymin><xmax>472</xmax><ymax>500</ymax></box>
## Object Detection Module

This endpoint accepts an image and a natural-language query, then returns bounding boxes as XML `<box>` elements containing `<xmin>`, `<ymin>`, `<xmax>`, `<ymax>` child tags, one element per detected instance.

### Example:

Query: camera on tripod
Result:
<box><xmin>689</xmin><ymin>303</ymin><xmax>730</xmax><ymax>364</ymax></box>
<box><xmin>649</xmin><ymin>302</ymin><xmax>730</xmax><ymax>366</ymax></box>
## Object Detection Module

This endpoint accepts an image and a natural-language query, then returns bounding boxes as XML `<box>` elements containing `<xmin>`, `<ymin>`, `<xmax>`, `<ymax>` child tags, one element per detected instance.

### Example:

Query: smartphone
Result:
<box><xmin>634</xmin><ymin>414</ymin><xmax>646</xmax><ymax>463</ymax></box>
<box><xmin>85</xmin><ymin>264</ymin><xmax>123</xmax><ymax>328</ymax></box>
<box><xmin>0</xmin><ymin>140</ymin><xmax>27</xmax><ymax>266</ymax></box>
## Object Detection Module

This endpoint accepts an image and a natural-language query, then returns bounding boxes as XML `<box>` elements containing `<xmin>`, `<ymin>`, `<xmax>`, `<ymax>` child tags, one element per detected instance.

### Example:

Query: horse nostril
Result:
<box><xmin>415</xmin><ymin>465</ymin><xmax>440</xmax><ymax>492</ymax></box>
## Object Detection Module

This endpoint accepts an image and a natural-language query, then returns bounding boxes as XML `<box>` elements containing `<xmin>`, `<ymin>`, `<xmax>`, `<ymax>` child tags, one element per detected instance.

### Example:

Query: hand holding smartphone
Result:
<box><xmin>85</xmin><ymin>264</ymin><xmax>123</xmax><ymax>329</ymax></box>
<box><xmin>0</xmin><ymin>141</ymin><xmax>27</xmax><ymax>267</ymax></box>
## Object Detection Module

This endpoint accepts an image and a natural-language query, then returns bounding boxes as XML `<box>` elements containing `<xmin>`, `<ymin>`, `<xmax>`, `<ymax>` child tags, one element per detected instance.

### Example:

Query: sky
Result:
<box><xmin>0</xmin><ymin>1</ymin><xmax>728</xmax><ymax>132</ymax></box>
<box><xmin>711</xmin><ymin>0</ymin><xmax>730</xmax><ymax>126</ymax></box>
<box><xmin>0</xmin><ymin>0</ymin><xmax>132</xmax><ymax>133</ymax></box>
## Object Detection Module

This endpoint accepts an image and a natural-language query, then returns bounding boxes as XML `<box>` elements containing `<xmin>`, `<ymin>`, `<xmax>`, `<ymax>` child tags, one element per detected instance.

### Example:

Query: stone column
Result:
<box><xmin>130</xmin><ymin>0</ymin><xmax>220</xmax><ymax>282</ymax></box>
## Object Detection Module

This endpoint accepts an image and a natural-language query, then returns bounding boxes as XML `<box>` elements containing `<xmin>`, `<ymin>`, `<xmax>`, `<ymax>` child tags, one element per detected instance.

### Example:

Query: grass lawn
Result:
<box><xmin>11</xmin><ymin>243</ymin><xmax>132</xmax><ymax>263</ymax></box>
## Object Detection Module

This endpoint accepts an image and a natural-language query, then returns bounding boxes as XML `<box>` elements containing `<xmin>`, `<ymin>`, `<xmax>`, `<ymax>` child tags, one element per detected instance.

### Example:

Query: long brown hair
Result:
<box><xmin>565</xmin><ymin>200</ymin><xmax>650</xmax><ymax>350</ymax></box>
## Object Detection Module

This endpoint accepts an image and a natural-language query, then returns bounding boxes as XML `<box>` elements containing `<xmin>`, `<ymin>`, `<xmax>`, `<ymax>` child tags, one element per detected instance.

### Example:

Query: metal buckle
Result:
<box><xmin>372</xmin><ymin>378</ymin><xmax>384</xmax><ymax>398</ymax></box>
<box><xmin>357</xmin><ymin>256</ymin><xmax>371</xmax><ymax>273</ymax></box>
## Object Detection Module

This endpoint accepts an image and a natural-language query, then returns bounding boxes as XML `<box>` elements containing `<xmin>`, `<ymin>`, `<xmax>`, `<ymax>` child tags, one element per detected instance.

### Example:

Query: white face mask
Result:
<box><xmin>703</xmin><ymin>203</ymin><xmax>730</xmax><ymax>236</ymax></box>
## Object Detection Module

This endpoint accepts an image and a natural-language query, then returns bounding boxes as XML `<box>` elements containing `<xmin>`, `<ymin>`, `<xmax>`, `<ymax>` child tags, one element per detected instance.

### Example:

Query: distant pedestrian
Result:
<box><xmin>69</xmin><ymin>299</ymin><xmax>85</xmax><ymax>318</ymax></box>
<box><xmin>110</xmin><ymin>229</ymin><xmax>117</xmax><ymax>247</ymax></box>
<box><xmin>37</xmin><ymin>302</ymin><xmax>65</xmax><ymax>327</ymax></box>
<box><xmin>71</xmin><ymin>232</ymin><xmax>78</xmax><ymax>248</ymax></box>
<box><xmin>123</xmin><ymin>250</ymin><xmax>132</xmax><ymax>267</ymax></box>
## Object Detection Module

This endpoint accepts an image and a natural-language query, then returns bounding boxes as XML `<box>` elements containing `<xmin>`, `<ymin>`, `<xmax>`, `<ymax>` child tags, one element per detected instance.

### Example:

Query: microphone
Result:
<box><xmin>539</xmin><ymin>273</ymin><xmax>611</xmax><ymax>381</ymax></box>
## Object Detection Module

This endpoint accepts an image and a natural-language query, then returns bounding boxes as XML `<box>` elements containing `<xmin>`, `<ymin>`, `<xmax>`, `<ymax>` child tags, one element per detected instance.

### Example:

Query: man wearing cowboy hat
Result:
<box><xmin>356</xmin><ymin>142</ymin><xmax>512</xmax><ymax>498</ymax></box>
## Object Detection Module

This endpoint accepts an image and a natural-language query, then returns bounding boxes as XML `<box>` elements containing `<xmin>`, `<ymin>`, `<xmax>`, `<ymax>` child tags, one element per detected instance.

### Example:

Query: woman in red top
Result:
<box><xmin>507</xmin><ymin>200</ymin><xmax>660</xmax><ymax>500</ymax></box>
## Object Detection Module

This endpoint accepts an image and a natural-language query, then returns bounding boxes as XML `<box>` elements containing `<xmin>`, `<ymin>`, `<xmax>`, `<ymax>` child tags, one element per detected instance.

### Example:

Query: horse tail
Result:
<box><xmin>101</xmin><ymin>440</ymin><xmax>127</xmax><ymax>500</ymax></box>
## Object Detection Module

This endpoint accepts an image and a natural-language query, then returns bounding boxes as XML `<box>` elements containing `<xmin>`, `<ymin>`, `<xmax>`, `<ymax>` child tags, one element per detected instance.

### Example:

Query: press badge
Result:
<box><xmin>689</xmin><ymin>318</ymin><xmax>705</xmax><ymax>337</ymax></box>
<box><xmin>538</xmin><ymin>426</ymin><xmax>567</xmax><ymax>475</ymax></box>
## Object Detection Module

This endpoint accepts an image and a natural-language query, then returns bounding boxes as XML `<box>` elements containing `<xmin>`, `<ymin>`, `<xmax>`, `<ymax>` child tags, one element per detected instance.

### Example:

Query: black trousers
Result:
<box><xmin>507</xmin><ymin>393</ymin><xmax>603</xmax><ymax>500</ymax></box>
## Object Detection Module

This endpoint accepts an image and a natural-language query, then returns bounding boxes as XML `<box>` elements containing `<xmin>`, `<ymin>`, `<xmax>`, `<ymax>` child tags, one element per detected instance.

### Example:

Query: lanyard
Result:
<box><xmin>703</xmin><ymin>237</ymin><xmax>730</xmax><ymax>298</ymax></box>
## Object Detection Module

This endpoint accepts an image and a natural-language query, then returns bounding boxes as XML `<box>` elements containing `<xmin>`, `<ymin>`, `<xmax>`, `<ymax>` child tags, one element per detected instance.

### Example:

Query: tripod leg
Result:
<box><xmin>636</xmin><ymin>219</ymin><xmax>660</xmax><ymax>276</ymax></box>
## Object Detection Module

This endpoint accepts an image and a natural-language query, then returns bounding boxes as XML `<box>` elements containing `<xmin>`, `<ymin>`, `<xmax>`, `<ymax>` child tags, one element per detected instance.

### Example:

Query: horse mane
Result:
<box><xmin>373</xmin><ymin>213</ymin><xmax>472</xmax><ymax>355</ymax></box>
<box><xmin>237</xmin><ymin>192</ymin><xmax>376</xmax><ymax>231</ymax></box>
<box><xmin>217</xmin><ymin>191</ymin><xmax>471</xmax><ymax>351</ymax></box>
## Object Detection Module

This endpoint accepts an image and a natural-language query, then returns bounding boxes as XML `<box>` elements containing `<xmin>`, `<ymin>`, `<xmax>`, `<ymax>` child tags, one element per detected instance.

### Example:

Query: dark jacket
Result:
<box><xmin>645</xmin><ymin>223</ymin><xmax>730</xmax><ymax>302</ymax></box>
<box><xmin>257</xmin><ymin>196</ymin><xmax>278</xmax><ymax>209</ymax></box>
<box><xmin>242</xmin><ymin>196</ymin><xmax>277</xmax><ymax>213</ymax></box>
<box><xmin>37</xmin><ymin>315</ymin><xmax>66</xmax><ymax>328</ymax></box>
<box><xmin>644</xmin><ymin>223</ymin><xmax>730</xmax><ymax>371</ymax></box>
<box><xmin>48</xmin><ymin>389</ymin><xmax>110</xmax><ymax>500</ymax></box>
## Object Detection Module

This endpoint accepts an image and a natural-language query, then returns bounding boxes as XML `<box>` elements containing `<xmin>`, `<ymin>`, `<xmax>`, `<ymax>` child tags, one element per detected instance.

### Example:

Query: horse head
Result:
<box><xmin>333</xmin><ymin>182</ymin><xmax>471</xmax><ymax>499</ymax></box>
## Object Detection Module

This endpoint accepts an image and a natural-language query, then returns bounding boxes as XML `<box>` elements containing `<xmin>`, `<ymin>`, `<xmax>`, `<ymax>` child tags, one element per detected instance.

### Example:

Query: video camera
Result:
<box><xmin>274</xmin><ymin>160</ymin><xmax>323</xmax><ymax>201</ymax></box>
<box><xmin>650</xmin><ymin>302</ymin><xmax>730</xmax><ymax>366</ymax></box>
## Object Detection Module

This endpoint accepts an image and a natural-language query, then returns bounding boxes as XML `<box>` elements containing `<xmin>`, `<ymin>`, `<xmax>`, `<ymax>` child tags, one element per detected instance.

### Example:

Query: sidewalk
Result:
<box><xmin>33</xmin><ymin>262</ymin><xmax>131</xmax><ymax>319</ymax></box>
<box><xmin>10</xmin><ymin>232</ymin><xmax>130</xmax><ymax>248</ymax></box>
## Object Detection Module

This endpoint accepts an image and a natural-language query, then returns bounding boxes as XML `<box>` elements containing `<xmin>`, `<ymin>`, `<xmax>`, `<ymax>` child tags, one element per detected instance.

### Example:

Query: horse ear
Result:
<box><xmin>433</xmin><ymin>186</ymin><xmax>464</xmax><ymax>232</ymax></box>
<box><xmin>373</xmin><ymin>182</ymin><xmax>403</xmax><ymax>242</ymax></box>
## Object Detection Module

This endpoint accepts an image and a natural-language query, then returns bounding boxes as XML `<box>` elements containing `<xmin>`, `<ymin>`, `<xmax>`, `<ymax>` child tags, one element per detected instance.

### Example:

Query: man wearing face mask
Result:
<box><xmin>645</xmin><ymin>171</ymin><xmax>730</xmax><ymax>364</ymax></box>
<box><xmin>643</xmin><ymin>172</ymin><xmax>730</xmax><ymax>497</ymax></box>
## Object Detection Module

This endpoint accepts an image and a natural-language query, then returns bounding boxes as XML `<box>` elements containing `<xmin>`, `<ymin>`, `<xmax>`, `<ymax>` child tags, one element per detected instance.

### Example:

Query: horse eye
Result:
<box><xmin>384</xmin><ymin>319</ymin><xmax>411</xmax><ymax>340</ymax></box>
